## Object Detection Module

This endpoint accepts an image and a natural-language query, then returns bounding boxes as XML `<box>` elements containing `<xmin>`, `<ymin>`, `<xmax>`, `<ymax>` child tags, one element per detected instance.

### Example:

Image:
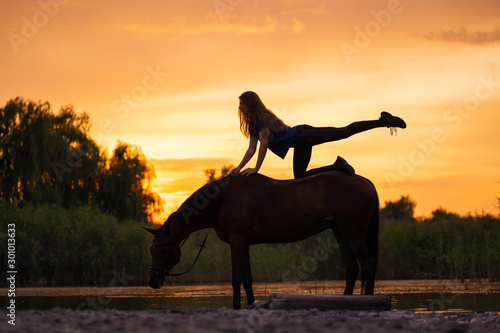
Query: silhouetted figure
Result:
<box><xmin>230</xmin><ymin>91</ymin><xmax>406</xmax><ymax>178</ymax></box>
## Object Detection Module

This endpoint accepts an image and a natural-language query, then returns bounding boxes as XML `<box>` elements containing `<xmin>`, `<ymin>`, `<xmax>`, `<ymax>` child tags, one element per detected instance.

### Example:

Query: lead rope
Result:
<box><xmin>166</xmin><ymin>228</ymin><xmax>211</xmax><ymax>277</ymax></box>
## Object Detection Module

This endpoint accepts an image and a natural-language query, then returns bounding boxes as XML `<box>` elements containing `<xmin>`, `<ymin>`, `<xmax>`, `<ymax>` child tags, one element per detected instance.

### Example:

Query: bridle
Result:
<box><xmin>149</xmin><ymin>228</ymin><xmax>211</xmax><ymax>284</ymax></box>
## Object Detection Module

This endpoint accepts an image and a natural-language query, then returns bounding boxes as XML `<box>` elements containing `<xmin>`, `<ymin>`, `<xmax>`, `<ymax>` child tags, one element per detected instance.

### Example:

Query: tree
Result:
<box><xmin>430</xmin><ymin>207</ymin><xmax>459</xmax><ymax>221</ymax></box>
<box><xmin>98</xmin><ymin>142</ymin><xmax>163</xmax><ymax>221</ymax></box>
<box><xmin>0</xmin><ymin>98</ymin><xmax>67</xmax><ymax>205</ymax></box>
<box><xmin>204</xmin><ymin>165</ymin><xmax>234</xmax><ymax>183</ymax></box>
<box><xmin>52</xmin><ymin>104</ymin><xmax>104</xmax><ymax>208</ymax></box>
<box><xmin>381</xmin><ymin>195</ymin><xmax>416</xmax><ymax>220</ymax></box>
<box><xmin>0</xmin><ymin>97</ymin><xmax>162</xmax><ymax>222</ymax></box>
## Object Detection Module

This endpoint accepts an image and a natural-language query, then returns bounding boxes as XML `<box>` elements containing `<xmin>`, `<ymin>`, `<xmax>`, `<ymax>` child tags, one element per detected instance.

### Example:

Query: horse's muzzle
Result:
<box><xmin>148</xmin><ymin>276</ymin><xmax>163</xmax><ymax>289</ymax></box>
<box><xmin>148</xmin><ymin>268</ymin><xmax>166</xmax><ymax>289</ymax></box>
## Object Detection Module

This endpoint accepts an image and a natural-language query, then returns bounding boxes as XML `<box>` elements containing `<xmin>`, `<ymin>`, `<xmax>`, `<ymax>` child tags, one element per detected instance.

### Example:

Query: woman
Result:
<box><xmin>230</xmin><ymin>91</ymin><xmax>406</xmax><ymax>179</ymax></box>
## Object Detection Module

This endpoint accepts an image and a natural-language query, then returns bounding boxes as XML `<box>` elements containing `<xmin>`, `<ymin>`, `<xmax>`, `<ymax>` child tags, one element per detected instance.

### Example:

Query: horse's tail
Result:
<box><xmin>366</xmin><ymin>182</ymin><xmax>380</xmax><ymax>287</ymax></box>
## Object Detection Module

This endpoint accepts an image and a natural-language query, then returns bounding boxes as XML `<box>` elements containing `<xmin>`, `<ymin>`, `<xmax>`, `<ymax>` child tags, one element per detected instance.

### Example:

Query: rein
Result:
<box><xmin>149</xmin><ymin>228</ymin><xmax>211</xmax><ymax>281</ymax></box>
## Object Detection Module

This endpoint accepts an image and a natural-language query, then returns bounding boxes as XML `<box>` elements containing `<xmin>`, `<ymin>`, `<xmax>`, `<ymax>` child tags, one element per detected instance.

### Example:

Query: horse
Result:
<box><xmin>145</xmin><ymin>171</ymin><xmax>379</xmax><ymax>310</ymax></box>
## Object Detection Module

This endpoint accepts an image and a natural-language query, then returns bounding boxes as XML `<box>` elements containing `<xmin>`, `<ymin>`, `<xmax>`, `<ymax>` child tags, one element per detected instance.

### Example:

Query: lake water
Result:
<box><xmin>2</xmin><ymin>280</ymin><xmax>499</xmax><ymax>313</ymax></box>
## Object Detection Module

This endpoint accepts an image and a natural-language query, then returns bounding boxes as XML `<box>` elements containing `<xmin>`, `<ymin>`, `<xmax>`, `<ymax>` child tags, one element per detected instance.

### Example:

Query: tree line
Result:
<box><xmin>0</xmin><ymin>97</ymin><xmax>162</xmax><ymax>222</ymax></box>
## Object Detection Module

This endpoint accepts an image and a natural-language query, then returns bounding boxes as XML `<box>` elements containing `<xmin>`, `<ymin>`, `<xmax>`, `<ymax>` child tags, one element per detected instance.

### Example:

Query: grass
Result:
<box><xmin>378</xmin><ymin>214</ymin><xmax>500</xmax><ymax>281</ymax></box>
<box><xmin>0</xmin><ymin>201</ymin><xmax>153</xmax><ymax>286</ymax></box>
<box><xmin>1</xmin><ymin>202</ymin><xmax>498</xmax><ymax>287</ymax></box>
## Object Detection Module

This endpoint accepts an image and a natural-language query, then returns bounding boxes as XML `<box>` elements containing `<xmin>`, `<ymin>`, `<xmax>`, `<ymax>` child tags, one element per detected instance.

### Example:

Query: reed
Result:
<box><xmin>378</xmin><ymin>213</ymin><xmax>500</xmax><ymax>281</ymax></box>
<box><xmin>1</xmin><ymin>201</ymin><xmax>153</xmax><ymax>286</ymax></box>
<box><xmin>1</xmin><ymin>202</ymin><xmax>498</xmax><ymax>287</ymax></box>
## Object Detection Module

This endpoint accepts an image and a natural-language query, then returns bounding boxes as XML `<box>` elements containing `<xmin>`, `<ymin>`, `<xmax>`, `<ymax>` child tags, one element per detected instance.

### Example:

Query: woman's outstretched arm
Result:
<box><xmin>230</xmin><ymin>136</ymin><xmax>258</xmax><ymax>174</ymax></box>
<box><xmin>241</xmin><ymin>131</ymin><xmax>268</xmax><ymax>176</ymax></box>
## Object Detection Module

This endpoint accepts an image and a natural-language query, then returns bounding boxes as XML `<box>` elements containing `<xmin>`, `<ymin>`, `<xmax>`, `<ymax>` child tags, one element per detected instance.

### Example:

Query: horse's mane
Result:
<box><xmin>170</xmin><ymin>176</ymin><xmax>230</xmax><ymax>225</ymax></box>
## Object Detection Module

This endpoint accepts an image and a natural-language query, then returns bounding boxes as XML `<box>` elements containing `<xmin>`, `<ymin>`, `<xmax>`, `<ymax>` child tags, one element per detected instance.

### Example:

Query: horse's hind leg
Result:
<box><xmin>350</xmin><ymin>239</ymin><xmax>376</xmax><ymax>295</ymax></box>
<box><xmin>332</xmin><ymin>228</ymin><xmax>358</xmax><ymax>295</ymax></box>
<box><xmin>361</xmin><ymin>254</ymin><xmax>376</xmax><ymax>295</ymax></box>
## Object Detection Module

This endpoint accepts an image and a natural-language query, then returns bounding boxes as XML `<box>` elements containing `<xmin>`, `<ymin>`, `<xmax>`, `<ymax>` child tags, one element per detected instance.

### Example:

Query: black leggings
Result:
<box><xmin>292</xmin><ymin>119</ymin><xmax>386</xmax><ymax>178</ymax></box>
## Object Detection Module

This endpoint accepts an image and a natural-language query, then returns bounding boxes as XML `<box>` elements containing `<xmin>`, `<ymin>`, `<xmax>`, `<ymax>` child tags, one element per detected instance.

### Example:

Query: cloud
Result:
<box><xmin>292</xmin><ymin>18</ymin><xmax>305</xmax><ymax>33</ymax></box>
<box><xmin>126</xmin><ymin>14</ymin><xmax>279</xmax><ymax>36</ymax></box>
<box><xmin>424</xmin><ymin>27</ymin><xmax>500</xmax><ymax>45</ymax></box>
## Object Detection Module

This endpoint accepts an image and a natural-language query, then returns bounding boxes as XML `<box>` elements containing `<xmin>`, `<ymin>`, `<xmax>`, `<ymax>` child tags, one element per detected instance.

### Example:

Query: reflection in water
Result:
<box><xmin>3</xmin><ymin>293</ymin><xmax>500</xmax><ymax>313</ymax></box>
<box><xmin>10</xmin><ymin>295</ymin><xmax>238</xmax><ymax>311</ymax></box>
<box><xmin>391</xmin><ymin>293</ymin><xmax>500</xmax><ymax>313</ymax></box>
<box><xmin>2</xmin><ymin>281</ymin><xmax>499</xmax><ymax>313</ymax></box>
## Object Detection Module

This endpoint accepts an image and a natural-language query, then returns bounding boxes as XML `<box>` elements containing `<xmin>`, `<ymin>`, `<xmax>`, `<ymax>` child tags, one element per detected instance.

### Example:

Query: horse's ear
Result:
<box><xmin>143</xmin><ymin>227</ymin><xmax>159</xmax><ymax>235</ymax></box>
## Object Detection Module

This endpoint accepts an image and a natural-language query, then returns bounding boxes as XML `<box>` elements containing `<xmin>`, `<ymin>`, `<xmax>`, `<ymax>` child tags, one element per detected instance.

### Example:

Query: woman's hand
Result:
<box><xmin>241</xmin><ymin>168</ymin><xmax>259</xmax><ymax>176</ymax></box>
<box><xmin>229</xmin><ymin>167</ymin><xmax>241</xmax><ymax>175</ymax></box>
<box><xmin>230</xmin><ymin>137</ymin><xmax>258</xmax><ymax>176</ymax></box>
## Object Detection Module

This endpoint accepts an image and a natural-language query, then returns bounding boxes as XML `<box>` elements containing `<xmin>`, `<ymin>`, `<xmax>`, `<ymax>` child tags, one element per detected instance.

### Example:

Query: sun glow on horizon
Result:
<box><xmin>1</xmin><ymin>0</ymin><xmax>499</xmax><ymax>219</ymax></box>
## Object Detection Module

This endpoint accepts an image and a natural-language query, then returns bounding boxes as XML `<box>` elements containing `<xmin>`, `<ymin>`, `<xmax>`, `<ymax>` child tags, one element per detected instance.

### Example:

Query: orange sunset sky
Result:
<box><xmin>1</xmin><ymin>0</ymin><xmax>499</xmax><ymax>219</ymax></box>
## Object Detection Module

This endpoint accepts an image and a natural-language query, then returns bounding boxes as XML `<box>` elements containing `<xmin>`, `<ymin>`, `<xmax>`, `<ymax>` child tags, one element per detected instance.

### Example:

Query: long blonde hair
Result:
<box><xmin>238</xmin><ymin>91</ymin><xmax>288</xmax><ymax>138</ymax></box>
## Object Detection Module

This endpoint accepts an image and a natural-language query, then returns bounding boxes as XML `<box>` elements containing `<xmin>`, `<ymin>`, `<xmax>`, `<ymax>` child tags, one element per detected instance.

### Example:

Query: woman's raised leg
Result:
<box><xmin>292</xmin><ymin>112</ymin><xmax>406</xmax><ymax>178</ymax></box>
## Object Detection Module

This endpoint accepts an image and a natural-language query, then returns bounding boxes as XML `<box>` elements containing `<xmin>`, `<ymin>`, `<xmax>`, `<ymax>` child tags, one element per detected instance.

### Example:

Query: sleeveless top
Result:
<box><xmin>252</xmin><ymin>118</ymin><xmax>297</xmax><ymax>159</ymax></box>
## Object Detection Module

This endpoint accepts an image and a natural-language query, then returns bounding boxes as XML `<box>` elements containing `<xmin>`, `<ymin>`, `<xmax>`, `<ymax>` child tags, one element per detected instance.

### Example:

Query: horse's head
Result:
<box><xmin>144</xmin><ymin>219</ymin><xmax>182</xmax><ymax>289</ymax></box>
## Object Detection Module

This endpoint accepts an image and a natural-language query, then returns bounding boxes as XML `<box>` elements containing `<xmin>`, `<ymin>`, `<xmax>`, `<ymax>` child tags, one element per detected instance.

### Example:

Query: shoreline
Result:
<box><xmin>5</xmin><ymin>279</ymin><xmax>500</xmax><ymax>297</ymax></box>
<box><xmin>1</xmin><ymin>308</ymin><xmax>499</xmax><ymax>333</ymax></box>
<box><xmin>1</xmin><ymin>280</ymin><xmax>498</xmax><ymax>321</ymax></box>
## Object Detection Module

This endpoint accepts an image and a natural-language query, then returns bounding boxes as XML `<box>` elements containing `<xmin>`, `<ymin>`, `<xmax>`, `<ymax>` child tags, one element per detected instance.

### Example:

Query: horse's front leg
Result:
<box><xmin>229</xmin><ymin>238</ymin><xmax>254</xmax><ymax>310</ymax></box>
